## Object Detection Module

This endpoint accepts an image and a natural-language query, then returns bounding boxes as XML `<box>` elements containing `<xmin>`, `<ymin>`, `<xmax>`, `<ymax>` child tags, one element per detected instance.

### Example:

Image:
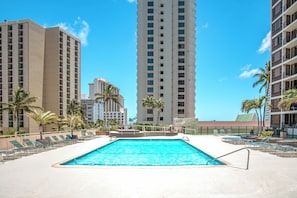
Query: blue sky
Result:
<box><xmin>2</xmin><ymin>0</ymin><xmax>270</xmax><ymax>121</ymax></box>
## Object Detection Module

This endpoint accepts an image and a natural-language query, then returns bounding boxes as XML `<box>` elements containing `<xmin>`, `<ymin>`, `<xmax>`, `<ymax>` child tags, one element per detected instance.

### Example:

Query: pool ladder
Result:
<box><xmin>206</xmin><ymin>147</ymin><xmax>251</xmax><ymax>170</ymax></box>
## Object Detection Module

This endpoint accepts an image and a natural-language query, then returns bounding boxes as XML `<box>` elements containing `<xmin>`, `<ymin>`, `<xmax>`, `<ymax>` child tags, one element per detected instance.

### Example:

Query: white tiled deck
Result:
<box><xmin>0</xmin><ymin>135</ymin><xmax>297</xmax><ymax>198</ymax></box>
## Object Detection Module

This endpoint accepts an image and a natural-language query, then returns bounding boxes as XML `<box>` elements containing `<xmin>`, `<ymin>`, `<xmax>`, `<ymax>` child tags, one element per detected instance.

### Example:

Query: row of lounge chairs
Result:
<box><xmin>0</xmin><ymin>134</ymin><xmax>77</xmax><ymax>162</ymax></box>
<box><xmin>222</xmin><ymin>136</ymin><xmax>297</xmax><ymax>157</ymax></box>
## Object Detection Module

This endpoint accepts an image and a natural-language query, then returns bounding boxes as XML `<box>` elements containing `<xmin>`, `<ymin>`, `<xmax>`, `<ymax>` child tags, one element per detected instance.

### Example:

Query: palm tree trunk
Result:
<box><xmin>104</xmin><ymin>102</ymin><xmax>108</xmax><ymax>128</ymax></box>
<box><xmin>16</xmin><ymin>111</ymin><xmax>20</xmax><ymax>132</ymax></box>
<box><xmin>259</xmin><ymin>108</ymin><xmax>263</xmax><ymax>134</ymax></box>
<box><xmin>255</xmin><ymin>110</ymin><xmax>260</xmax><ymax>135</ymax></box>
<box><xmin>156</xmin><ymin>111</ymin><xmax>160</xmax><ymax>126</ymax></box>
<box><xmin>39</xmin><ymin>124</ymin><xmax>43</xmax><ymax>140</ymax></box>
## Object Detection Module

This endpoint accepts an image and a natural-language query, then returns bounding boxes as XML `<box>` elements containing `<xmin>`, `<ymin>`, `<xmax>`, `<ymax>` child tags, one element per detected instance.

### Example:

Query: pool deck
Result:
<box><xmin>0</xmin><ymin>134</ymin><xmax>297</xmax><ymax>198</ymax></box>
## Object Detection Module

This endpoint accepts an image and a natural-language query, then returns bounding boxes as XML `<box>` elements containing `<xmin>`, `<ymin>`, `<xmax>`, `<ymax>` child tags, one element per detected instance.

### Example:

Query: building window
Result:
<box><xmin>178</xmin><ymin>8</ymin><xmax>184</xmax><ymax>13</ymax></box>
<box><xmin>147</xmin><ymin>80</ymin><xmax>154</xmax><ymax>85</ymax></box>
<box><xmin>147</xmin><ymin>51</ymin><xmax>154</xmax><ymax>56</ymax></box>
<box><xmin>147</xmin><ymin>73</ymin><xmax>154</xmax><ymax>78</ymax></box>
<box><xmin>178</xmin><ymin>109</ymin><xmax>184</xmax><ymax>114</ymax></box>
<box><xmin>147</xmin><ymin>65</ymin><xmax>154</xmax><ymax>70</ymax></box>
<box><xmin>147</xmin><ymin>37</ymin><xmax>154</xmax><ymax>42</ymax></box>
<box><xmin>148</xmin><ymin>9</ymin><xmax>154</xmax><ymax>14</ymax></box>
<box><xmin>178</xmin><ymin>15</ymin><xmax>185</xmax><ymax>20</ymax></box>
<box><xmin>178</xmin><ymin>87</ymin><xmax>184</xmax><ymax>92</ymax></box>
<box><xmin>147</xmin><ymin>87</ymin><xmax>154</xmax><ymax>92</ymax></box>
<box><xmin>148</xmin><ymin>1</ymin><xmax>154</xmax><ymax>6</ymax></box>
<box><xmin>178</xmin><ymin>23</ymin><xmax>184</xmax><ymax>27</ymax></box>
<box><xmin>148</xmin><ymin>16</ymin><xmax>154</xmax><ymax>20</ymax></box>
<box><xmin>147</xmin><ymin>117</ymin><xmax>153</xmax><ymax>121</ymax></box>
<box><xmin>147</xmin><ymin>44</ymin><xmax>154</xmax><ymax>49</ymax></box>
<box><xmin>178</xmin><ymin>95</ymin><xmax>184</xmax><ymax>99</ymax></box>
<box><xmin>178</xmin><ymin>29</ymin><xmax>184</xmax><ymax>34</ymax></box>
<box><xmin>178</xmin><ymin>51</ymin><xmax>185</xmax><ymax>56</ymax></box>
<box><xmin>178</xmin><ymin>36</ymin><xmax>184</xmax><ymax>42</ymax></box>
<box><xmin>147</xmin><ymin>59</ymin><xmax>154</xmax><ymax>63</ymax></box>
<box><xmin>178</xmin><ymin>44</ymin><xmax>185</xmax><ymax>49</ymax></box>
<box><xmin>147</xmin><ymin>23</ymin><xmax>154</xmax><ymax>28</ymax></box>
<box><xmin>147</xmin><ymin>109</ymin><xmax>153</xmax><ymax>114</ymax></box>
<box><xmin>178</xmin><ymin>66</ymin><xmax>185</xmax><ymax>70</ymax></box>
<box><xmin>178</xmin><ymin>80</ymin><xmax>185</xmax><ymax>85</ymax></box>
<box><xmin>147</xmin><ymin>30</ymin><xmax>154</xmax><ymax>35</ymax></box>
<box><xmin>178</xmin><ymin>1</ymin><xmax>185</xmax><ymax>6</ymax></box>
<box><xmin>178</xmin><ymin>102</ymin><xmax>184</xmax><ymax>107</ymax></box>
<box><xmin>178</xmin><ymin>58</ymin><xmax>184</xmax><ymax>63</ymax></box>
<box><xmin>178</xmin><ymin>73</ymin><xmax>185</xmax><ymax>78</ymax></box>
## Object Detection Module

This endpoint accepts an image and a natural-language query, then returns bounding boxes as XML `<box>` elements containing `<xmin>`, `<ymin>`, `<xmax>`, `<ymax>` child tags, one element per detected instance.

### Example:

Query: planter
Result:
<box><xmin>280</xmin><ymin>131</ymin><xmax>287</xmax><ymax>139</ymax></box>
<box><xmin>96</xmin><ymin>131</ymin><xmax>109</xmax><ymax>135</ymax></box>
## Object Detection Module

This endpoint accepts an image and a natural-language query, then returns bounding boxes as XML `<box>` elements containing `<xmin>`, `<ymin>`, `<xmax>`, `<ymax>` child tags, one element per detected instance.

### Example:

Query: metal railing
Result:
<box><xmin>206</xmin><ymin>147</ymin><xmax>251</xmax><ymax>170</ymax></box>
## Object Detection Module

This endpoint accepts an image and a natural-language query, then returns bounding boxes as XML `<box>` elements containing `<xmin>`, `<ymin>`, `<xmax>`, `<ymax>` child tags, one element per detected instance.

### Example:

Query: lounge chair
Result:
<box><xmin>59</xmin><ymin>134</ymin><xmax>76</xmax><ymax>144</ymax></box>
<box><xmin>0</xmin><ymin>149</ymin><xmax>20</xmax><ymax>161</ymax></box>
<box><xmin>9</xmin><ymin>140</ymin><xmax>37</xmax><ymax>156</ymax></box>
<box><xmin>23</xmin><ymin>138</ymin><xmax>44</xmax><ymax>152</ymax></box>
<box><xmin>44</xmin><ymin>137</ymin><xmax>63</xmax><ymax>147</ymax></box>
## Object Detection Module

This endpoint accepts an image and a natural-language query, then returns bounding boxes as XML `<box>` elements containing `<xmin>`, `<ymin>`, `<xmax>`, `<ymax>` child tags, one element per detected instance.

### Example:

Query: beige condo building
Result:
<box><xmin>137</xmin><ymin>0</ymin><xmax>196</xmax><ymax>124</ymax></box>
<box><xmin>270</xmin><ymin>0</ymin><xmax>297</xmax><ymax>135</ymax></box>
<box><xmin>0</xmin><ymin>19</ymin><xmax>80</xmax><ymax>133</ymax></box>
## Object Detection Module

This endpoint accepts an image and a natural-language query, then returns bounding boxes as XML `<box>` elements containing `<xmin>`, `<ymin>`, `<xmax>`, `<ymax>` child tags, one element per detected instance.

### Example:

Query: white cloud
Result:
<box><xmin>127</xmin><ymin>0</ymin><xmax>136</xmax><ymax>3</ymax></box>
<box><xmin>56</xmin><ymin>17</ymin><xmax>90</xmax><ymax>46</ymax></box>
<box><xmin>239</xmin><ymin>64</ymin><xmax>260</xmax><ymax>78</ymax></box>
<box><xmin>257</xmin><ymin>31</ymin><xmax>271</xmax><ymax>54</ymax></box>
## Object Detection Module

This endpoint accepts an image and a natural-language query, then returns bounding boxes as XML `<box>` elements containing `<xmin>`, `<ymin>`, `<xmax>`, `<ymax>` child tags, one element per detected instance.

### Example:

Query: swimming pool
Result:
<box><xmin>61</xmin><ymin>139</ymin><xmax>224</xmax><ymax>166</ymax></box>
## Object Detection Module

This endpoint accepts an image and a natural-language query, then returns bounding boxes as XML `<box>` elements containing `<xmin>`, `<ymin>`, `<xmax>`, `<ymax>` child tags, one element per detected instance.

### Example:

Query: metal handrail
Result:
<box><xmin>182</xmin><ymin>136</ymin><xmax>190</xmax><ymax>141</ymax></box>
<box><xmin>206</xmin><ymin>147</ymin><xmax>251</xmax><ymax>170</ymax></box>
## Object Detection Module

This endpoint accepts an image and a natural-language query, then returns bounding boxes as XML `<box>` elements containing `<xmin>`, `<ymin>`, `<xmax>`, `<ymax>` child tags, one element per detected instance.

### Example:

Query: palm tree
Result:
<box><xmin>26</xmin><ymin>109</ymin><xmax>57</xmax><ymax>140</ymax></box>
<box><xmin>241</xmin><ymin>96</ymin><xmax>267</xmax><ymax>134</ymax></box>
<box><xmin>0</xmin><ymin>87</ymin><xmax>41</xmax><ymax>132</ymax></box>
<box><xmin>67</xmin><ymin>114</ymin><xmax>85</xmax><ymax>138</ymax></box>
<box><xmin>67</xmin><ymin>99</ymin><xmax>82</xmax><ymax>116</ymax></box>
<box><xmin>56</xmin><ymin>116</ymin><xmax>68</xmax><ymax>132</ymax></box>
<box><xmin>142</xmin><ymin>95</ymin><xmax>156</xmax><ymax>114</ymax></box>
<box><xmin>95</xmin><ymin>84</ymin><xmax>120</xmax><ymax>127</ymax></box>
<box><xmin>278</xmin><ymin>89</ymin><xmax>297</xmax><ymax>111</ymax></box>
<box><xmin>253</xmin><ymin>61</ymin><xmax>271</xmax><ymax>127</ymax></box>
<box><xmin>142</xmin><ymin>96</ymin><xmax>164</xmax><ymax>125</ymax></box>
<box><xmin>155</xmin><ymin>98</ymin><xmax>164</xmax><ymax>125</ymax></box>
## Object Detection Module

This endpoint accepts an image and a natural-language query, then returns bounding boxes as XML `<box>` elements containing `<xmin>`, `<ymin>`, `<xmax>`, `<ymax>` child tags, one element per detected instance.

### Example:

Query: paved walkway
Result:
<box><xmin>0</xmin><ymin>135</ymin><xmax>297</xmax><ymax>198</ymax></box>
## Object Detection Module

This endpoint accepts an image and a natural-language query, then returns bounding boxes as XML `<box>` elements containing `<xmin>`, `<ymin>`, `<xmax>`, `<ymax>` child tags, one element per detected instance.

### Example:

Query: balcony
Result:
<box><xmin>286</xmin><ymin>0</ymin><xmax>297</xmax><ymax>11</ymax></box>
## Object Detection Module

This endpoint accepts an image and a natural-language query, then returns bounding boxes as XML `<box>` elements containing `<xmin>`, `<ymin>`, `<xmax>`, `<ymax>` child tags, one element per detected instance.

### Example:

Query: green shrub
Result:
<box><xmin>261</xmin><ymin>131</ymin><xmax>274</xmax><ymax>137</ymax></box>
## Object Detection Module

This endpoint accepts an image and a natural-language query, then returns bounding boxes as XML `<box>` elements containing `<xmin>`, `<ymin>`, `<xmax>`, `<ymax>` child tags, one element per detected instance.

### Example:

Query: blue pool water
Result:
<box><xmin>61</xmin><ymin>139</ymin><xmax>224</xmax><ymax>166</ymax></box>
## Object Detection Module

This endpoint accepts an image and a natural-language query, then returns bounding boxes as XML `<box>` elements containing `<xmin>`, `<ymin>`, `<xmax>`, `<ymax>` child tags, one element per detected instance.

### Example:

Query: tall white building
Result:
<box><xmin>137</xmin><ymin>0</ymin><xmax>196</xmax><ymax>125</ymax></box>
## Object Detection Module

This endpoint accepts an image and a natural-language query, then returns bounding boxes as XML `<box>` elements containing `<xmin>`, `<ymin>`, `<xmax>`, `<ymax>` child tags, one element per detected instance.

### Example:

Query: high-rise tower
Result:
<box><xmin>0</xmin><ymin>19</ymin><xmax>81</xmax><ymax>133</ymax></box>
<box><xmin>137</xmin><ymin>0</ymin><xmax>196</xmax><ymax>124</ymax></box>
<box><xmin>270</xmin><ymin>0</ymin><xmax>297</xmax><ymax>131</ymax></box>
